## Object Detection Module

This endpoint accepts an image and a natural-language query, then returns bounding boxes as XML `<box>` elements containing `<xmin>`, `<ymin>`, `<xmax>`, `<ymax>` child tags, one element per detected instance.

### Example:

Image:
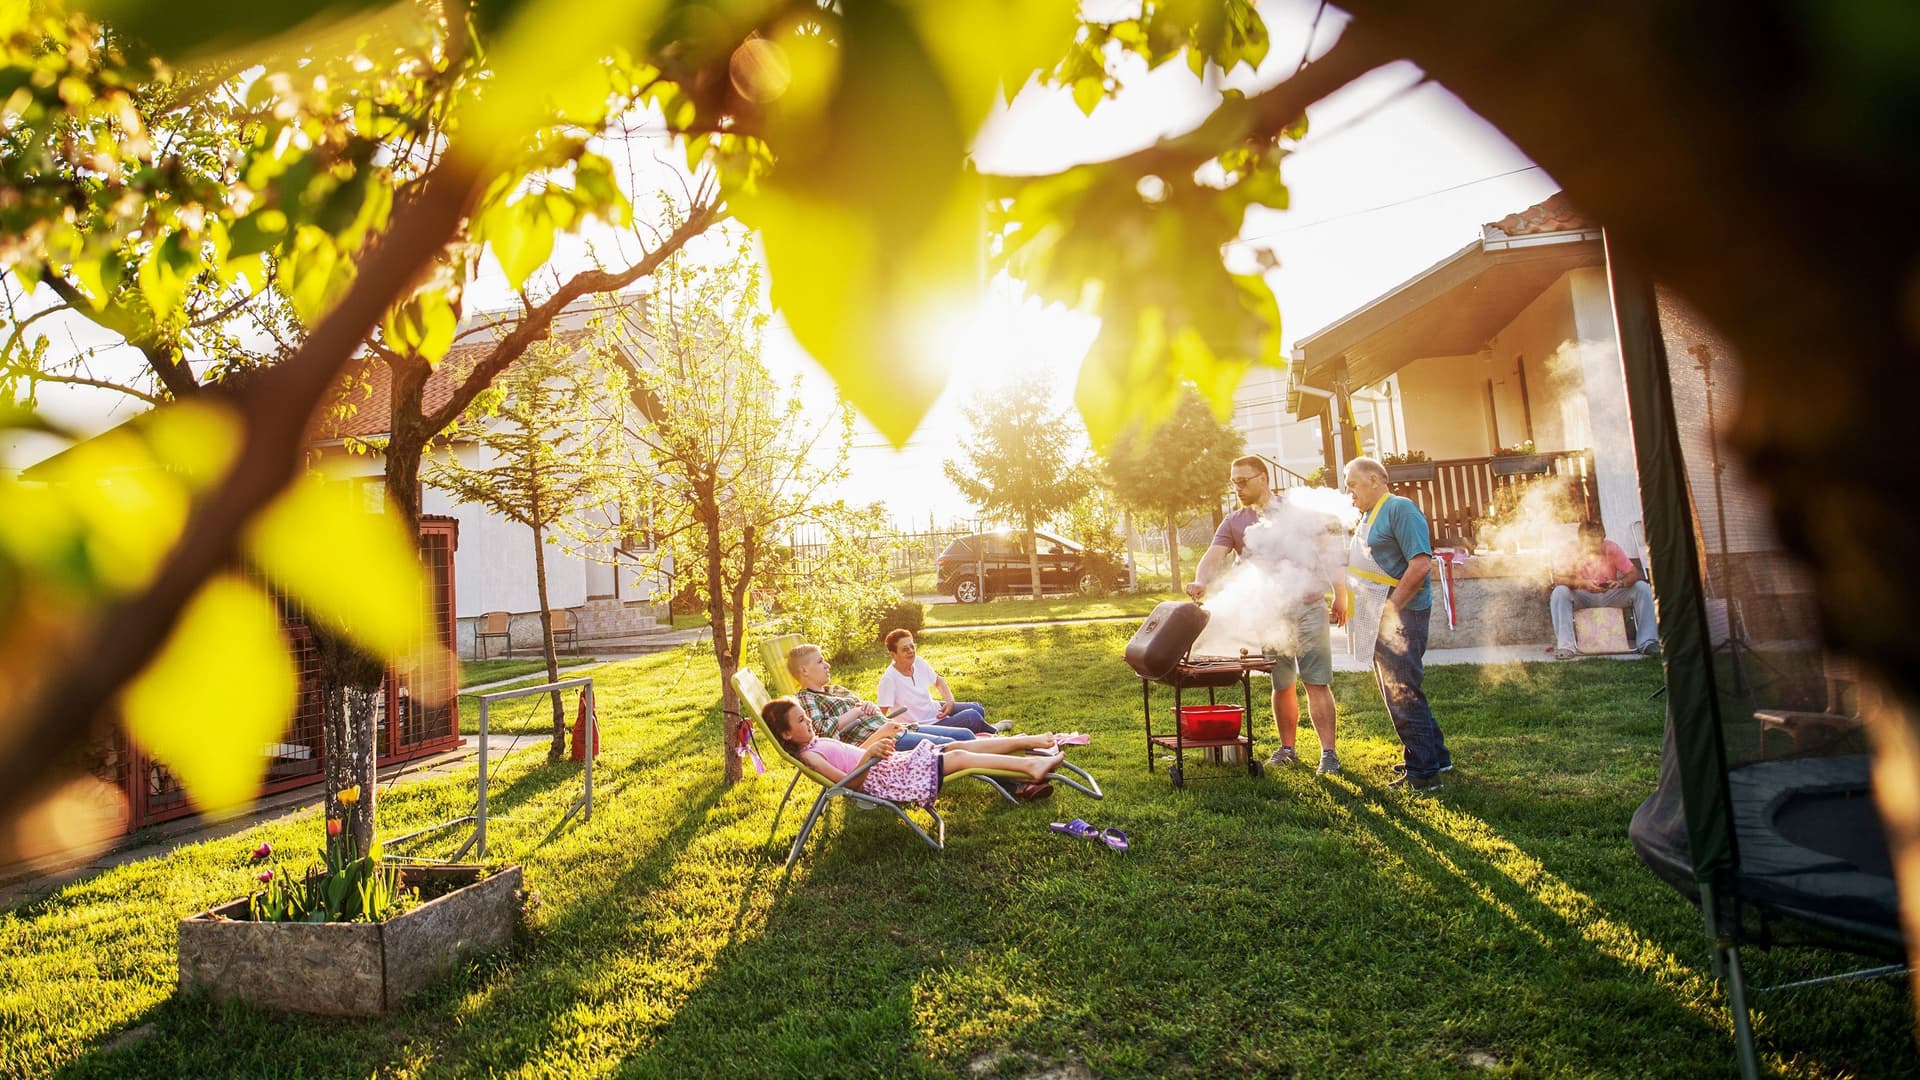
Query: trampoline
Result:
<box><xmin>1612</xmin><ymin>256</ymin><xmax>1908</xmax><ymax>1079</ymax></box>
<box><xmin>1631</xmin><ymin>752</ymin><xmax>1902</xmax><ymax>957</ymax></box>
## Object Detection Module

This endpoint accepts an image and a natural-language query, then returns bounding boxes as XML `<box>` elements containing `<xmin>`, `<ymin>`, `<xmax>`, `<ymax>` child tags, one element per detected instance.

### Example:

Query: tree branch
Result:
<box><xmin>40</xmin><ymin>275</ymin><xmax>203</xmax><ymax>400</ymax></box>
<box><xmin>2</xmin><ymin>366</ymin><xmax>163</xmax><ymax>406</ymax></box>
<box><xmin>0</xmin><ymin>154</ymin><xmax>489</xmax><ymax>823</ymax></box>
<box><xmin>422</xmin><ymin>201</ymin><xmax>719</xmax><ymax>433</ymax></box>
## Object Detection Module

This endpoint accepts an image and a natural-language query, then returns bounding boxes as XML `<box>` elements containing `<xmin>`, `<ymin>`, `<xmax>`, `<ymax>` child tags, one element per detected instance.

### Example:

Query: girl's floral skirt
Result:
<box><xmin>857</xmin><ymin>740</ymin><xmax>944</xmax><ymax>807</ymax></box>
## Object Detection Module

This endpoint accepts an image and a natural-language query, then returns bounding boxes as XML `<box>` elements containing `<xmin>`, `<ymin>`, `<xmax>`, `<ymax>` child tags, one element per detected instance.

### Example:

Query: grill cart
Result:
<box><xmin>1124</xmin><ymin>601</ymin><xmax>1271</xmax><ymax>788</ymax></box>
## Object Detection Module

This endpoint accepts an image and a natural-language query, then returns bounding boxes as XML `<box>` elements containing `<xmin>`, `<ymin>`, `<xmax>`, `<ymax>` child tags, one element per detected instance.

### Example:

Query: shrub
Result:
<box><xmin>873</xmin><ymin>597</ymin><xmax>925</xmax><ymax>647</ymax></box>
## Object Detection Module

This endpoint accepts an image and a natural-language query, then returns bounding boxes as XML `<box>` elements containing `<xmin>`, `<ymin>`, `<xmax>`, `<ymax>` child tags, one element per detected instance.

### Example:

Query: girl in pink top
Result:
<box><xmin>761</xmin><ymin>698</ymin><xmax>1082</xmax><ymax>808</ymax></box>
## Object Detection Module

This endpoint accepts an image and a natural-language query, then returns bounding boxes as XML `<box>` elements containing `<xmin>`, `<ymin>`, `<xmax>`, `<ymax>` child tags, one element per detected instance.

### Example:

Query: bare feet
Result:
<box><xmin>1025</xmin><ymin>749</ymin><xmax>1065</xmax><ymax>780</ymax></box>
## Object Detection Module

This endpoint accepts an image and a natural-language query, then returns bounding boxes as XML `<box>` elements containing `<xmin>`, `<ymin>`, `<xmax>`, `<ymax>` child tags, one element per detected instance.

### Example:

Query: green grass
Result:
<box><xmin>4</xmin><ymin>630</ymin><xmax>1914</xmax><ymax>1078</ymax></box>
<box><xmin>921</xmin><ymin>591</ymin><xmax>1173</xmax><ymax>629</ymax></box>
<box><xmin>459</xmin><ymin>656</ymin><xmax>596</xmax><ymax>689</ymax></box>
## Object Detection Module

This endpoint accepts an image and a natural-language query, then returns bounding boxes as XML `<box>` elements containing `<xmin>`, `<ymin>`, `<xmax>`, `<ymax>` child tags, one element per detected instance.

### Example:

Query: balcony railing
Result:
<box><xmin>1386</xmin><ymin>449</ymin><xmax>1598</xmax><ymax>551</ymax></box>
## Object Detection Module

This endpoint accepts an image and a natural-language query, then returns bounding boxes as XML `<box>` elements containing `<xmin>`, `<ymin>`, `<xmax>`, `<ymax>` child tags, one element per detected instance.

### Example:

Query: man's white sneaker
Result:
<box><xmin>1267</xmin><ymin>746</ymin><xmax>1300</xmax><ymax>767</ymax></box>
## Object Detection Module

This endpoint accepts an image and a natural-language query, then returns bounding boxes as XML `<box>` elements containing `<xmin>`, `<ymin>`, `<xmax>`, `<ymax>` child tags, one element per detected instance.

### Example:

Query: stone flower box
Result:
<box><xmin>178</xmin><ymin>864</ymin><xmax>521</xmax><ymax>1016</ymax></box>
<box><xmin>1385</xmin><ymin>461</ymin><xmax>1437</xmax><ymax>483</ymax></box>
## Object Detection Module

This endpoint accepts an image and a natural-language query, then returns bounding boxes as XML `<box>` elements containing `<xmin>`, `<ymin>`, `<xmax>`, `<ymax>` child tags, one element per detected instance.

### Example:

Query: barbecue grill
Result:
<box><xmin>1124</xmin><ymin>601</ymin><xmax>1272</xmax><ymax>787</ymax></box>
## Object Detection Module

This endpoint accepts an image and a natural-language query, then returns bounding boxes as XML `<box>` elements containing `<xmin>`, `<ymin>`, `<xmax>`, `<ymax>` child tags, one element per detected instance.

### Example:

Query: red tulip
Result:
<box><xmin>256</xmin><ymin>870</ymin><xmax>273</xmax><ymax>884</ymax></box>
<box><xmin>250</xmin><ymin>842</ymin><xmax>271</xmax><ymax>862</ymax></box>
<box><xmin>327</xmin><ymin>818</ymin><xmax>344</xmax><ymax>838</ymax></box>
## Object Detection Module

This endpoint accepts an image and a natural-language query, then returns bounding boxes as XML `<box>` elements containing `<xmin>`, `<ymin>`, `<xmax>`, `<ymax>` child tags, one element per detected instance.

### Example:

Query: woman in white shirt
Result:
<box><xmin>874</xmin><ymin>629</ymin><xmax>1004</xmax><ymax>735</ymax></box>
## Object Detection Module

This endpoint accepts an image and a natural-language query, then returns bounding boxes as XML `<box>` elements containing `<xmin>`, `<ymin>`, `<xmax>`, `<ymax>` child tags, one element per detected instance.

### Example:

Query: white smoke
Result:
<box><xmin>1189</xmin><ymin>487</ymin><xmax>1360</xmax><ymax>659</ymax></box>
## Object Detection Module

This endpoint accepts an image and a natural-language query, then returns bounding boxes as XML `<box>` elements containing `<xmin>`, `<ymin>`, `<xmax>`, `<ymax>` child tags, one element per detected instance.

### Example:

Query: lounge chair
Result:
<box><xmin>732</xmin><ymin>666</ymin><xmax>1102</xmax><ymax>872</ymax></box>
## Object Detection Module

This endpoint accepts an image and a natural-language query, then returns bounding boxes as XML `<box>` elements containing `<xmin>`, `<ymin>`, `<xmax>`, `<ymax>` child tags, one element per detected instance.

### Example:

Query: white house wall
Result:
<box><xmin>1395</xmin><ymin>352</ymin><xmax>1501</xmax><ymax>459</ymax></box>
<box><xmin>1487</xmin><ymin>273</ymin><xmax>1579</xmax><ymax>452</ymax></box>
<box><xmin>1568</xmin><ymin>266</ymin><xmax>1645</xmax><ymax>559</ymax></box>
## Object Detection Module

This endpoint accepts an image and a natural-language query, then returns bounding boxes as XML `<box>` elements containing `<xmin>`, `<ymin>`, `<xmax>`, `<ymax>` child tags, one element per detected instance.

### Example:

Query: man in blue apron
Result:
<box><xmin>1343</xmin><ymin>456</ymin><xmax>1453</xmax><ymax>791</ymax></box>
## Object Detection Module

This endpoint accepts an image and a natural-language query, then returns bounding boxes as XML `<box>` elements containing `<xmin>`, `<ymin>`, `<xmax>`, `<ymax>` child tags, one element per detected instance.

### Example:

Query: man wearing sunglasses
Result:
<box><xmin>1187</xmin><ymin>456</ymin><xmax>1348</xmax><ymax>776</ymax></box>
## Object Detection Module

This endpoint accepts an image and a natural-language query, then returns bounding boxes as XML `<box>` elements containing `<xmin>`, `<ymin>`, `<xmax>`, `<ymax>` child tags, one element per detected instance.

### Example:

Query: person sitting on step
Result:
<box><xmin>1549</xmin><ymin>520</ymin><xmax>1659</xmax><ymax>659</ymax></box>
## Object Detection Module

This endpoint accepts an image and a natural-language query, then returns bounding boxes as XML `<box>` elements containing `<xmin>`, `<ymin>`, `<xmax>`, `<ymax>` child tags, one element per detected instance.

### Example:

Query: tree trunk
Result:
<box><xmin>531</xmin><ymin>520</ymin><xmax>566</xmax><ymax>762</ymax></box>
<box><xmin>317</xmin><ymin>634</ymin><xmax>383</xmax><ymax>855</ymax></box>
<box><xmin>703</xmin><ymin>508</ymin><xmax>743</xmax><ymax>785</ymax></box>
<box><xmin>384</xmin><ymin>356</ymin><xmax>433</xmax><ymax>537</ymax></box>
<box><xmin>1121</xmin><ymin>508</ymin><xmax>1138</xmax><ymax>591</ymax></box>
<box><xmin>1025</xmin><ymin>521</ymin><xmax>1042</xmax><ymax>600</ymax></box>
<box><xmin>1165</xmin><ymin>515</ymin><xmax>1183</xmax><ymax>594</ymax></box>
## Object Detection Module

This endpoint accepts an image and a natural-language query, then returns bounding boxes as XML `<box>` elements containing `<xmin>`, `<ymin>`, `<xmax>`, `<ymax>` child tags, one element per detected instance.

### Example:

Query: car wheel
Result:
<box><xmin>954</xmin><ymin>576</ymin><xmax>982</xmax><ymax>604</ymax></box>
<box><xmin>1076</xmin><ymin>571</ymin><xmax>1098</xmax><ymax>594</ymax></box>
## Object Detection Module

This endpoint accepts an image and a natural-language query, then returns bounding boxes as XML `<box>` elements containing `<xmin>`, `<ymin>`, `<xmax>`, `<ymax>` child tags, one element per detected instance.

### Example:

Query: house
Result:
<box><xmin>309</xmin><ymin>294</ymin><xmax>671</xmax><ymax>656</ymax></box>
<box><xmin>1264</xmin><ymin>194</ymin><xmax>1643</xmax><ymax>645</ymax></box>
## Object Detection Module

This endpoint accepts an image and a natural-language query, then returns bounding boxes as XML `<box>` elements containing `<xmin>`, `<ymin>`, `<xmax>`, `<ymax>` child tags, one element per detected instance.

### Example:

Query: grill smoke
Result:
<box><xmin>1190</xmin><ymin>487</ymin><xmax>1359</xmax><ymax>659</ymax></box>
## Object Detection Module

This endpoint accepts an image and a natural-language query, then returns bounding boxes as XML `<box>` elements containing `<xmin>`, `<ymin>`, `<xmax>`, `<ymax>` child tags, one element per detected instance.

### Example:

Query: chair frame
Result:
<box><xmin>732</xmin><ymin>667</ymin><xmax>1102</xmax><ymax>874</ymax></box>
<box><xmin>476</xmin><ymin>611</ymin><xmax>511</xmax><ymax>659</ymax></box>
<box><xmin>549</xmin><ymin>608</ymin><xmax>579</xmax><ymax>655</ymax></box>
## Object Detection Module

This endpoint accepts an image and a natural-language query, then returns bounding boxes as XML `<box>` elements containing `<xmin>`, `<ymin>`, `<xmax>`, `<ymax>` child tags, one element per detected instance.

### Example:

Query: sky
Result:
<box><xmin>805</xmin><ymin>1</ymin><xmax>1560</xmax><ymax>526</ymax></box>
<box><xmin>6</xmin><ymin>2</ymin><xmax>1562</xmax><ymax>526</ymax></box>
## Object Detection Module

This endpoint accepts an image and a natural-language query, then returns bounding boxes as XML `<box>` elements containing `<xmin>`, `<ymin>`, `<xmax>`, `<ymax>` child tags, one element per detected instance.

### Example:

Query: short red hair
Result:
<box><xmin>884</xmin><ymin>628</ymin><xmax>915</xmax><ymax>652</ymax></box>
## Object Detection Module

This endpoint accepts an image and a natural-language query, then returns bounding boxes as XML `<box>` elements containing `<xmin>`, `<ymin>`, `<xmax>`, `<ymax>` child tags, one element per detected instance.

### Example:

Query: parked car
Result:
<box><xmin>934</xmin><ymin>530</ymin><xmax>1123</xmax><ymax>603</ymax></box>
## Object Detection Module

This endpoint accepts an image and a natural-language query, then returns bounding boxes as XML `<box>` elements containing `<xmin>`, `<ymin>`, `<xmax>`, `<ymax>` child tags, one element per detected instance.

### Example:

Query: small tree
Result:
<box><xmin>424</xmin><ymin>337</ymin><xmax>627</xmax><ymax>760</ymax></box>
<box><xmin>598</xmin><ymin>245</ymin><xmax>851</xmax><ymax>783</ymax></box>
<box><xmin>1103</xmin><ymin>389</ymin><xmax>1246</xmax><ymax>590</ymax></box>
<box><xmin>943</xmin><ymin>374</ymin><xmax>1091</xmax><ymax>598</ymax></box>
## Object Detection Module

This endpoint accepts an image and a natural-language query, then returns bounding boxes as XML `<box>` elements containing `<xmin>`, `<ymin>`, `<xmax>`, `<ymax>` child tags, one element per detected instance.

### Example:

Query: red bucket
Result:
<box><xmin>1174</xmin><ymin>704</ymin><xmax>1243</xmax><ymax>740</ymax></box>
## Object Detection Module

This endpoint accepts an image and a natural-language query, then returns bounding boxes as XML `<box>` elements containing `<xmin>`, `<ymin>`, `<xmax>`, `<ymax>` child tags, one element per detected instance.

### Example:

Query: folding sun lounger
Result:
<box><xmin>733</xmin><ymin>658</ymin><xmax>1102</xmax><ymax>872</ymax></box>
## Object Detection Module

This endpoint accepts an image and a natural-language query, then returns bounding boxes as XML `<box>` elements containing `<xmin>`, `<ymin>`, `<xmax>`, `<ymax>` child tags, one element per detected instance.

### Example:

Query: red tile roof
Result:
<box><xmin>310</xmin><ymin>347</ymin><xmax>477</xmax><ymax>441</ymax></box>
<box><xmin>311</xmin><ymin>329</ymin><xmax>592</xmax><ymax>441</ymax></box>
<box><xmin>1485</xmin><ymin>192</ymin><xmax>1596</xmax><ymax>237</ymax></box>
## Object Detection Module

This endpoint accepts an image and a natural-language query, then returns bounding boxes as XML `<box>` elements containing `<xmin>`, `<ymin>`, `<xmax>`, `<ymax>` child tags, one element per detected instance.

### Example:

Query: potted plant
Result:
<box><xmin>178</xmin><ymin>785</ymin><xmax>523</xmax><ymax>1016</ymax></box>
<box><xmin>1490</xmin><ymin>439</ymin><xmax>1553</xmax><ymax>476</ymax></box>
<box><xmin>1382</xmin><ymin>450</ymin><xmax>1436</xmax><ymax>482</ymax></box>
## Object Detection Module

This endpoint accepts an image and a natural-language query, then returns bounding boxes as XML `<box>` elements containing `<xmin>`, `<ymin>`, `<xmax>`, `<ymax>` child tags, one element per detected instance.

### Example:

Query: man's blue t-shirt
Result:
<box><xmin>1362</xmin><ymin>495</ymin><xmax>1433</xmax><ymax>611</ymax></box>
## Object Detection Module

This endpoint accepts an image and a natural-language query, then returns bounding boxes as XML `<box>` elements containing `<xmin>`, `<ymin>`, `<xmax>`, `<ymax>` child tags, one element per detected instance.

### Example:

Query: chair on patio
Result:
<box><xmin>732</xmin><ymin>665</ymin><xmax>1102</xmax><ymax>872</ymax></box>
<box><xmin>476</xmin><ymin>611</ymin><xmax>511</xmax><ymax>659</ymax></box>
<box><xmin>549</xmin><ymin>608</ymin><xmax>579</xmax><ymax>655</ymax></box>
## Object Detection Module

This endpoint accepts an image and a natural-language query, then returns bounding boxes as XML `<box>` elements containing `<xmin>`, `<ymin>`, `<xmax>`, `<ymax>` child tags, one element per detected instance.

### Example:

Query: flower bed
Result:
<box><xmin>177</xmin><ymin>864</ymin><xmax>521</xmax><ymax>1016</ymax></box>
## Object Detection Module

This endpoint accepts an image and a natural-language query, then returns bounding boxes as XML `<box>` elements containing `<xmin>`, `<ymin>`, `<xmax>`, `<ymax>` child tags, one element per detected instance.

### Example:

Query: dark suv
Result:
<box><xmin>934</xmin><ymin>530</ymin><xmax>1121</xmax><ymax>603</ymax></box>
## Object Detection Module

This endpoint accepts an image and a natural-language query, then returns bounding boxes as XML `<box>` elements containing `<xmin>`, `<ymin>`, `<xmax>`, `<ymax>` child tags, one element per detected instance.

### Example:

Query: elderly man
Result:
<box><xmin>1550</xmin><ymin>520</ymin><xmax>1659</xmax><ymax>659</ymax></box>
<box><xmin>1344</xmin><ymin>456</ymin><xmax>1453</xmax><ymax>792</ymax></box>
<box><xmin>1188</xmin><ymin>455</ymin><xmax>1349</xmax><ymax>775</ymax></box>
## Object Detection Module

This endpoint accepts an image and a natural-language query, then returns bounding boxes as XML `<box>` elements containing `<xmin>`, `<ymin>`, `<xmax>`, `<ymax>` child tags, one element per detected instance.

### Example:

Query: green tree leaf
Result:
<box><xmin>245</xmin><ymin>475</ymin><xmax>429</xmax><ymax>663</ymax></box>
<box><xmin>121</xmin><ymin>575</ymin><xmax>296</xmax><ymax>817</ymax></box>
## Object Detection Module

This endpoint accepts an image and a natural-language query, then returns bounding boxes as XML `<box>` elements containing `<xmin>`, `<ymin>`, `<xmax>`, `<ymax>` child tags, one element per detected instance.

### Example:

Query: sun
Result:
<box><xmin>925</xmin><ymin>282</ymin><xmax>1101</xmax><ymax>402</ymax></box>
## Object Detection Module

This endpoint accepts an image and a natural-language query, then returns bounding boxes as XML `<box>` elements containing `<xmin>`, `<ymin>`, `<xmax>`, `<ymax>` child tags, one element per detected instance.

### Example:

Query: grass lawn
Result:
<box><xmin>459</xmin><ymin>656</ymin><xmax>597</xmax><ymax>689</ymax></box>
<box><xmin>921</xmin><ymin>591</ymin><xmax>1174</xmax><ymax>629</ymax></box>
<box><xmin>4</xmin><ymin>628</ymin><xmax>1914</xmax><ymax>1078</ymax></box>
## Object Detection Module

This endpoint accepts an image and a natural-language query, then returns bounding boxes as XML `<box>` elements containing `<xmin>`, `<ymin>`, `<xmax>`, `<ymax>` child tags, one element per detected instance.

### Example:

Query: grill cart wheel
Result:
<box><xmin>954</xmin><ymin>576</ymin><xmax>982</xmax><ymax>604</ymax></box>
<box><xmin>1168</xmin><ymin>765</ymin><xmax>1184</xmax><ymax>789</ymax></box>
<box><xmin>1248</xmin><ymin>760</ymin><xmax>1263</xmax><ymax>779</ymax></box>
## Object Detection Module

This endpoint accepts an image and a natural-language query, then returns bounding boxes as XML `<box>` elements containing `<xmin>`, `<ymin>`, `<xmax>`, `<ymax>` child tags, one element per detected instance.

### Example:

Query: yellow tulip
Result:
<box><xmin>337</xmin><ymin>784</ymin><xmax>361</xmax><ymax>806</ymax></box>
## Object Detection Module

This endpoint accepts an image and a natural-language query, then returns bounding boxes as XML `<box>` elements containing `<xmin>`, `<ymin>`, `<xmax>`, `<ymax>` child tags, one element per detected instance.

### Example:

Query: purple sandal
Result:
<box><xmin>1099</xmin><ymin>827</ymin><xmax>1130</xmax><ymax>853</ymax></box>
<box><xmin>1049</xmin><ymin>819</ymin><xmax>1098</xmax><ymax>840</ymax></box>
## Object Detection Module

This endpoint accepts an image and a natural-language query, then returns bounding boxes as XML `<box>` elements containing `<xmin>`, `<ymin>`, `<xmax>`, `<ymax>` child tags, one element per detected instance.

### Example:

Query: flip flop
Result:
<box><xmin>1051</xmin><ymin>732</ymin><xmax>1090</xmax><ymax>746</ymax></box>
<box><xmin>1099</xmin><ymin>828</ymin><xmax>1130</xmax><ymax>853</ymax></box>
<box><xmin>1049</xmin><ymin>818</ymin><xmax>1097</xmax><ymax>839</ymax></box>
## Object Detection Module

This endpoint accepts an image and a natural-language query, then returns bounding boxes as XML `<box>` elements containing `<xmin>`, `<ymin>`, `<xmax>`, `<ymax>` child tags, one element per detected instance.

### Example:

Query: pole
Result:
<box><xmin>476</xmin><ymin>696</ymin><xmax>489</xmax><ymax>859</ymax></box>
<box><xmin>583</xmin><ymin>683</ymin><xmax>595</xmax><ymax>822</ymax></box>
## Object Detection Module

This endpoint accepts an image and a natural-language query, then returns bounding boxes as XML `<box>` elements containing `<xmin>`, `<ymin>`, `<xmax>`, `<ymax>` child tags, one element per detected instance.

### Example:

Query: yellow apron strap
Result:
<box><xmin>1349</xmin><ymin>493</ymin><xmax>1400</xmax><ymax>588</ymax></box>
